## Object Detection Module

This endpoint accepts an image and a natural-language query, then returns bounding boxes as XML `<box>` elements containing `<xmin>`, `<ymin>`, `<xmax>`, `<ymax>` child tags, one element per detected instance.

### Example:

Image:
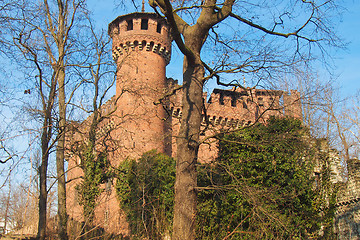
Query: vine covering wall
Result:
<box><xmin>115</xmin><ymin>151</ymin><xmax>175</xmax><ymax>240</ymax></box>
<box><xmin>115</xmin><ymin>117</ymin><xmax>337</xmax><ymax>239</ymax></box>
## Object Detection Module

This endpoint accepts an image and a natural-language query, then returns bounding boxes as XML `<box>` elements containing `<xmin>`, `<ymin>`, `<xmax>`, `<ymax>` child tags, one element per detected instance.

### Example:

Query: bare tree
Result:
<box><xmin>43</xmin><ymin>1</ymin><xmax>86</xmax><ymax>239</ymax></box>
<box><xmin>14</xmin><ymin>34</ymin><xmax>58</xmax><ymax>239</ymax></box>
<box><xmin>62</xmin><ymin>15</ymin><xmax>119</xmax><ymax>238</ymax></box>
<box><xmin>320</xmin><ymin>88</ymin><xmax>360</xmax><ymax>162</ymax></box>
<box><xmin>9</xmin><ymin>0</ymin><xmax>88</xmax><ymax>239</ymax></box>
<box><xmin>0</xmin><ymin>181</ymin><xmax>41</xmax><ymax>234</ymax></box>
<box><xmin>344</xmin><ymin>94</ymin><xmax>360</xmax><ymax>159</ymax></box>
<box><xmin>149</xmin><ymin>0</ymin><xmax>342</xmax><ymax>239</ymax></box>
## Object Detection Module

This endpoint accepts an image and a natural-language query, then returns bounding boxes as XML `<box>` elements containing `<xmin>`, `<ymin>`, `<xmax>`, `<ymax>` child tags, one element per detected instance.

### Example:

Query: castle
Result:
<box><xmin>66</xmin><ymin>11</ymin><xmax>359</xmax><ymax>238</ymax></box>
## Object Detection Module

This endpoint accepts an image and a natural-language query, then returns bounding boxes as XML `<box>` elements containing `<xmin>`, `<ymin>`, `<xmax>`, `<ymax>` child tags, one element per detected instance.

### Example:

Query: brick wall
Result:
<box><xmin>66</xmin><ymin>11</ymin><xmax>304</xmax><ymax>238</ymax></box>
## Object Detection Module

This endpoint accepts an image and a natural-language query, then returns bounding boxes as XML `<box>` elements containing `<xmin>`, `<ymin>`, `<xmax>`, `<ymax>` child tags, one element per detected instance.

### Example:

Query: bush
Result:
<box><xmin>116</xmin><ymin>117</ymin><xmax>336</xmax><ymax>239</ymax></box>
<box><xmin>116</xmin><ymin>150</ymin><xmax>175</xmax><ymax>240</ymax></box>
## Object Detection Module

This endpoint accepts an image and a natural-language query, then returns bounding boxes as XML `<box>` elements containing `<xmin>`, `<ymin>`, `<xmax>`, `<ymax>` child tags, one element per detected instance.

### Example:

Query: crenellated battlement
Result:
<box><xmin>205</xmin><ymin>87</ymin><xmax>301</xmax><ymax>122</ymax></box>
<box><xmin>207</xmin><ymin>87</ymin><xmax>282</xmax><ymax>109</ymax></box>
<box><xmin>170</xmin><ymin>106</ymin><xmax>254</xmax><ymax>128</ymax></box>
<box><xmin>168</xmin><ymin>85</ymin><xmax>302</xmax><ymax>130</ymax></box>
<box><xmin>109</xmin><ymin>12</ymin><xmax>171</xmax><ymax>65</ymax></box>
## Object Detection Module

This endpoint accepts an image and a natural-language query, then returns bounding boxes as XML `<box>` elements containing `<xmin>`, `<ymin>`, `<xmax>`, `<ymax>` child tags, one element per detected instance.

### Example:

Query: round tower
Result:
<box><xmin>108</xmin><ymin>12</ymin><xmax>172</xmax><ymax>157</ymax></box>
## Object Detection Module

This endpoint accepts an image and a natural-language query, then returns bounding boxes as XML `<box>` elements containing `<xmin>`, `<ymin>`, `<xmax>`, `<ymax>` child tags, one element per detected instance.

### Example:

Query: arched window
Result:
<box><xmin>156</xmin><ymin>22</ymin><xmax>162</xmax><ymax>33</ymax></box>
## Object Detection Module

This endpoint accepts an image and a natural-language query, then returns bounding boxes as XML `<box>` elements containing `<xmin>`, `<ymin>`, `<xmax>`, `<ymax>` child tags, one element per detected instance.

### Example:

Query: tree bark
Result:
<box><xmin>38</xmin><ymin>100</ymin><xmax>54</xmax><ymax>240</ymax></box>
<box><xmin>148</xmin><ymin>1</ymin><xmax>234</xmax><ymax>239</ymax></box>
<box><xmin>56</xmin><ymin>1</ymin><xmax>68</xmax><ymax>238</ymax></box>
<box><xmin>173</xmin><ymin>56</ymin><xmax>204</xmax><ymax>239</ymax></box>
<box><xmin>56</xmin><ymin>63</ymin><xmax>68</xmax><ymax>240</ymax></box>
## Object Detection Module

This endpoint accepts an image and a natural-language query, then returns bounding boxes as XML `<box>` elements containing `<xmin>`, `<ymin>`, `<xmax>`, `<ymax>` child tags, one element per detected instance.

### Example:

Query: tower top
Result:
<box><xmin>142</xmin><ymin>0</ymin><xmax>145</xmax><ymax>12</ymax></box>
<box><xmin>108</xmin><ymin>12</ymin><xmax>168</xmax><ymax>36</ymax></box>
<box><xmin>108</xmin><ymin>12</ymin><xmax>172</xmax><ymax>65</ymax></box>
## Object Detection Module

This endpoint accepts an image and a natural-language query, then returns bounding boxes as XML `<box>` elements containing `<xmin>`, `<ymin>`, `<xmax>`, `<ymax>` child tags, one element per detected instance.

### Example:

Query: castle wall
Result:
<box><xmin>336</xmin><ymin>158</ymin><xmax>360</xmax><ymax>239</ymax></box>
<box><xmin>284</xmin><ymin>90</ymin><xmax>302</xmax><ymax>119</ymax></box>
<box><xmin>66</xmin><ymin>11</ymin><xmax>305</xmax><ymax>238</ymax></box>
<box><xmin>65</xmin><ymin>97</ymin><xmax>131</xmax><ymax>237</ymax></box>
<box><xmin>167</xmin><ymin>84</ymin><xmax>301</xmax><ymax>163</ymax></box>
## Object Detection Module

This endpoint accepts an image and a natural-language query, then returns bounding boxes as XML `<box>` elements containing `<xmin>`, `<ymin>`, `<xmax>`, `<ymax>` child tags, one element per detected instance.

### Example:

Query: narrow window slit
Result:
<box><xmin>127</xmin><ymin>19</ymin><xmax>133</xmax><ymax>31</ymax></box>
<box><xmin>141</xmin><ymin>18</ymin><xmax>148</xmax><ymax>30</ymax></box>
<box><xmin>156</xmin><ymin>23</ymin><xmax>162</xmax><ymax>33</ymax></box>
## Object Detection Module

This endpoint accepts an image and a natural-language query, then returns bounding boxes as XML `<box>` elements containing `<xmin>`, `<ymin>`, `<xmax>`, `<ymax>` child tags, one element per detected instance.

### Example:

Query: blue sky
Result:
<box><xmin>1</xmin><ymin>0</ymin><xmax>358</xmax><ymax>192</ymax></box>
<box><xmin>89</xmin><ymin>0</ymin><xmax>360</xmax><ymax>97</ymax></box>
<box><xmin>332</xmin><ymin>0</ymin><xmax>360</xmax><ymax>96</ymax></box>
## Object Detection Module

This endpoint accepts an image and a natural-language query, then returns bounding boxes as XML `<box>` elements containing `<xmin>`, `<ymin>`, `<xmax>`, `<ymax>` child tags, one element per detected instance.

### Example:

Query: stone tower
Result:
<box><xmin>108</xmin><ymin>12</ymin><xmax>172</xmax><ymax>158</ymax></box>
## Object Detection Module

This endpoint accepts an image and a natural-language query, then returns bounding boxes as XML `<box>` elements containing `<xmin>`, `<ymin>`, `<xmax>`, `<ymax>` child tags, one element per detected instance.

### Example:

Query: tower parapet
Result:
<box><xmin>108</xmin><ymin>12</ymin><xmax>171</xmax><ymax>65</ymax></box>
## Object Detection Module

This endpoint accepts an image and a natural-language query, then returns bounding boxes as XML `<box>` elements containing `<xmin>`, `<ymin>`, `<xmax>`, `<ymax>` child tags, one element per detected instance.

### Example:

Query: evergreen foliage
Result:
<box><xmin>115</xmin><ymin>150</ymin><xmax>175</xmax><ymax>240</ymax></box>
<box><xmin>197</xmin><ymin>117</ymin><xmax>336</xmax><ymax>239</ymax></box>
<box><xmin>76</xmin><ymin>144</ymin><xmax>112</xmax><ymax>221</ymax></box>
<box><xmin>115</xmin><ymin>117</ymin><xmax>336</xmax><ymax>239</ymax></box>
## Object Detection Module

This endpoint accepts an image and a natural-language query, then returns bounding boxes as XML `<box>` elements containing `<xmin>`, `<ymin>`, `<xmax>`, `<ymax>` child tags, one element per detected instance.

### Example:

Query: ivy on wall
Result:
<box><xmin>76</xmin><ymin>144</ymin><xmax>113</xmax><ymax>221</ymax></box>
<box><xmin>197</xmin><ymin>117</ymin><xmax>337</xmax><ymax>239</ymax></box>
<box><xmin>115</xmin><ymin>117</ymin><xmax>337</xmax><ymax>239</ymax></box>
<box><xmin>115</xmin><ymin>150</ymin><xmax>175</xmax><ymax>240</ymax></box>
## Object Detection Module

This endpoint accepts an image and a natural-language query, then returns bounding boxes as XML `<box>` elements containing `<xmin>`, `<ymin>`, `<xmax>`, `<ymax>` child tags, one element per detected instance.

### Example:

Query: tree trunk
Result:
<box><xmin>173</xmin><ymin>56</ymin><xmax>204</xmax><ymax>240</ymax></box>
<box><xmin>38</xmin><ymin>114</ymin><xmax>52</xmax><ymax>240</ymax></box>
<box><xmin>38</xmin><ymin>158</ymin><xmax>47</xmax><ymax>239</ymax></box>
<box><xmin>56</xmin><ymin>65</ymin><xmax>68</xmax><ymax>240</ymax></box>
<box><xmin>4</xmin><ymin>180</ymin><xmax>11</xmax><ymax>234</ymax></box>
<box><xmin>56</xmin><ymin>2</ymin><xmax>68</xmax><ymax>238</ymax></box>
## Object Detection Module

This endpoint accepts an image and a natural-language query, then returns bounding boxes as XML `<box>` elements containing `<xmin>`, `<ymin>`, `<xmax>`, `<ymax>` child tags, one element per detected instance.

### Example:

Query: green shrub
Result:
<box><xmin>197</xmin><ymin>117</ymin><xmax>336</xmax><ymax>239</ymax></box>
<box><xmin>116</xmin><ymin>150</ymin><xmax>175</xmax><ymax>240</ymax></box>
<box><xmin>76</xmin><ymin>145</ymin><xmax>112</xmax><ymax>221</ymax></box>
<box><xmin>116</xmin><ymin>117</ymin><xmax>336</xmax><ymax>239</ymax></box>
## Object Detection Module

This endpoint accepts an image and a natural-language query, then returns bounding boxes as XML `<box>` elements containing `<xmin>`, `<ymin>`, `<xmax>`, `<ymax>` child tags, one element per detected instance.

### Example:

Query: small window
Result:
<box><xmin>219</xmin><ymin>93</ymin><xmax>224</xmax><ymax>105</ymax></box>
<box><xmin>258</xmin><ymin>97</ymin><xmax>264</xmax><ymax>106</ymax></box>
<box><xmin>156</xmin><ymin>23</ymin><xmax>162</xmax><ymax>33</ymax></box>
<box><xmin>141</xmin><ymin>18</ymin><xmax>148</xmax><ymax>30</ymax></box>
<box><xmin>242</xmin><ymin>101</ymin><xmax>247</xmax><ymax>109</ymax></box>
<box><xmin>126</xmin><ymin>19</ymin><xmax>133</xmax><ymax>31</ymax></box>
<box><xmin>105</xmin><ymin>210</ymin><xmax>109</xmax><ymax>223</ymax></box>
<box><xmin>231</xmin><ymin>97</ymin><xmax>236</xmax><ymax>107</ymax></box>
